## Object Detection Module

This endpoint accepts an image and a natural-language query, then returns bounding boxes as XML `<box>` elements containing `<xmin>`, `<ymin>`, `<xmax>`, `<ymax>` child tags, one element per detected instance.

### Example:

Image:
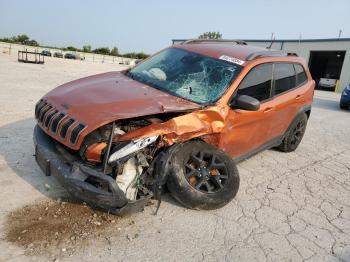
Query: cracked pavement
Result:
<box><xmin>0</xmin><ymin>54</ymin><xmax>349</xmax><ymax>261</ymax></box>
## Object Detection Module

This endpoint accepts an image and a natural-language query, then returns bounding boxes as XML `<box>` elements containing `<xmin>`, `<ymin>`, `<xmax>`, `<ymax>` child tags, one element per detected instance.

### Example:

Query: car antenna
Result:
<box><xmin>267</xmin><ymin>33</ymin><xmax>275</xmax><ymax>49</ymax></box>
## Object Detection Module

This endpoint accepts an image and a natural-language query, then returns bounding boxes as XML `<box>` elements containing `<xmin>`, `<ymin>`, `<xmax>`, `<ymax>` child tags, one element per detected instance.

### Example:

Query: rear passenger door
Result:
<box><xmin>269</xmin><ymin>63</ymin><xmax>308</xmax><ymax>138</ymax></box>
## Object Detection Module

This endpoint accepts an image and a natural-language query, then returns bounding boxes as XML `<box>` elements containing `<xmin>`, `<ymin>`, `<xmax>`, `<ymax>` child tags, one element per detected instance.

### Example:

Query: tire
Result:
<box><xmin>340</xmin><ymin>104</ymin><xmax>348</xmax><ymax>110</ymax></box>
<box><xmin>278</xmin><ymin>113</ymin><xmax>308</xmax><ymax>152</ymax></box>
<box><xmin>165</xmin><ymin>141</ymin><xmax>240</xmax><ymax>210</ymax></box>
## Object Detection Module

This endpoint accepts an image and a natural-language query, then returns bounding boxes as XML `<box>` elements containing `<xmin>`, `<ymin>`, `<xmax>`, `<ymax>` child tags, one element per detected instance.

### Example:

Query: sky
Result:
<box><xmin>0</xmin><ymin>0</ymin><xmax>349</xmax><ymax>54</ymax></box>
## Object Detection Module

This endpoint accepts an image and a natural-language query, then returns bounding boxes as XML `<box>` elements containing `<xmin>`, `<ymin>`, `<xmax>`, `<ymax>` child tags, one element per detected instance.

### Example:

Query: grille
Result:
<box><xmin>70</xmin><ymin>123</ymin><xmax>86</xmax><ymax>145</ymax></box>
<box><xmin>35</xmin><ymin>100</ymin><xmax>46</xmax><ymax>119</ymax></box>
<box><xmin>59</xmin><ymin>118</ymin><xmax>75</xmax><ymax>139</ymax></box>
<box><xmin>44</xmin><ymin>109</ymin><xmax>58</xmax><ymax>128</ymax></box>
<box><xmin>35</xmin><ymin>99</ymin><xmax>87</xmax><ymax>147</ymax></box>
<box><xmin>39</xmin><ymin>105</ymin><xmax>53</xmax><ymax>123</ymax></box>
<box><xmin>51</xmin><ymin>113</ymin><xmax>65</xmax><ymax>133</ymax></box>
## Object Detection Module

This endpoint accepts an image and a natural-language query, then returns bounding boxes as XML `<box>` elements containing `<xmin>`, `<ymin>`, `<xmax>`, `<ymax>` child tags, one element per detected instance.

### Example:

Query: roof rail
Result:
<box><xmin>181</xmin><ymin>39</ymin><xmax>247</xmax><ymax>45</ymax></box>
<box><xmin>246</xmin><ymin>50</ymin><xmax>298</xmax><ymax>61</ymax></box>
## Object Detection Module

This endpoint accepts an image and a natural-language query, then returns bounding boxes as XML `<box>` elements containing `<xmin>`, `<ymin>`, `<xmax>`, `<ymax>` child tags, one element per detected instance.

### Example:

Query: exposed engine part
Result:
<box><xmin>114</xmin><ymin>128</ymin><xmax>125</xmax><ymax>135</ymax></box>
<box><xmin>108</xmin><ymin>136</ymin><xmax>158</xmax><ymax>164</ymax></box>
<box><xmin>116</xmin><ymin>157</ymin><xmax>141</xmax><ymax>200</ymax></box>
<box><xmin>85</xmin><ymin>142</ymin><xmax>107</xmax><ymax>162</ymax></box>
<box><xmin>116</xmin><ymin>152</ymin><xmax>149</xmax><ymax>200</ymax></box>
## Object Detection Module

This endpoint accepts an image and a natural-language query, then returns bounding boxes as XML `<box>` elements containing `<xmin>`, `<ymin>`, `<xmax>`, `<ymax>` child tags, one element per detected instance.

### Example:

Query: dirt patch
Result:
<box><xmin>4</xmin><ymin>199</ymin><xmax>126</xmax><ymax>258</ymax></box>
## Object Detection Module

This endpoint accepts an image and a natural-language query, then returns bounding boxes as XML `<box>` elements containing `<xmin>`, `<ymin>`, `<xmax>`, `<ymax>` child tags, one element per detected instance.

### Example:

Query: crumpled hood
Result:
<box><xmin>40</xmin><ymin>71</ymin><xmax>200</xmax><ymax>149</ymax></box>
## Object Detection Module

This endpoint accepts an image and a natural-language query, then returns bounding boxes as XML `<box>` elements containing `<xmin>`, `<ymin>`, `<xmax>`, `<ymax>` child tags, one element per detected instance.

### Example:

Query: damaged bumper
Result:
<box><xmin>33</xmin><ymin>125</ymin><xmax>151</xmax><ymax>215</ymax></box>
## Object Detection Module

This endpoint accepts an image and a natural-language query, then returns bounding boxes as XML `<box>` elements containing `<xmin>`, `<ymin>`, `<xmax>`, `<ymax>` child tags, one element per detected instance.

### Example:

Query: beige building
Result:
<box><xmin>173</xmin><ymin>38</ymin><xmax>350</xmax><ymax>93</ymax></box>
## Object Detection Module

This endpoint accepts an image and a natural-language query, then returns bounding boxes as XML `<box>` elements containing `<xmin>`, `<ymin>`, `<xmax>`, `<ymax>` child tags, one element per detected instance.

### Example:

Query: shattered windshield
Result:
<box><xmin>128</xmin><ymin>48</ymin><xmax>242</xmax><ymax>104</ymax></box>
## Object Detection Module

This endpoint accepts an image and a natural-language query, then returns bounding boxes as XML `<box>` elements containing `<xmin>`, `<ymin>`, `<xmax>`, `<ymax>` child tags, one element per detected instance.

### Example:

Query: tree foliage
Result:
<box><xmin>110</xmin><ymin>47</ymin><xmax>119</xmax><ymax>56</ymax></box>
<box><xmin>65</xmin><ymin>46</ymin><xmax>79</xmax><ymax>51</ymax></box>
<box><xmin>0</xmin><ymin>34</ymin><xmax>149</xmax><ymax>58</ymax></box>
<box><xmin>92</xmin><ymin>47</ymin><xmax>110</xmax><ymax>55</ymax></box>
<box><xmin>121</xmin><ymin>52</ymin><xmax>149</xmax><ymax>59</ymax></box>
<box><xmin>82</xmin><ymin>45</ymin><xmax>92</xmax><ymax>53</ymax></box>
<box><xmin>198</xmin><ymin>32</ymin><xmax>222</xmax><ymax>40</ymax></box>
<box><xmin>0</xmin><ymin>34</ymin><xmax>39</xmax><ymax>46</ymax></box>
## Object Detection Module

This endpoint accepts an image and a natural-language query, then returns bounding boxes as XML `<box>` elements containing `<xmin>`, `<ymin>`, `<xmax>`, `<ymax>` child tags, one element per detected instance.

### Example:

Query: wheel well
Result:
<box><xmin>305</xmin><ymin>109</ymin><xmax>311</xmax><ymax>119</ymax></box>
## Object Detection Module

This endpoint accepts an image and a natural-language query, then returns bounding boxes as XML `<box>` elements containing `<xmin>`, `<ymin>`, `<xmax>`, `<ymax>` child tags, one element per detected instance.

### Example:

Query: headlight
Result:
<box><xmin>108</xmin><ymin>136</ymin><xmax>158</xmax><ymax>163</ymax></box>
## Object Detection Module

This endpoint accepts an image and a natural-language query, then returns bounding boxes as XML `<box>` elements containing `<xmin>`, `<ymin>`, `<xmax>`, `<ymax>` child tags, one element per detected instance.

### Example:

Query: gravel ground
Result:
<box><xmin>0</xmin><ymin>53</ymin><xmax>349</xmax><ymax>262</ymax></box>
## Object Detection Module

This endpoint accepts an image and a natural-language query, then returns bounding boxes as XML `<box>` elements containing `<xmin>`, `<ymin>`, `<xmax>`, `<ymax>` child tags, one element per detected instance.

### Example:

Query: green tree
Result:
<box><xmin>82</xmin><ymin>45</ymin><xmax>92</xmax><ymax>53</ymax></box>
<box><xmin>122</xmin><ymin>52</ymin><xmax>149</xmax><ymax>59</ymax></box>
<box><xmin>65</xmin><ymin>46</ymin><xmax>79</xmax><ymax>51</ymax></box>
<box><xmin>93</xmin><ymin>47</ymin><xmax>110</xmax><ymax>55</ymax></box>
<box><xmin>12</xmin><ymin>34</ymin><xmax>30</xmax><ymax>44</ymax></box>
<box><xmin>198</xmin><ymin>32</ymin><xmax>222</xmax><ymax>40</ymax></box>
<box><xmin>110</xmin><ymin>47</ymin><xmax>119</xmax><ymax>56</ymax></box>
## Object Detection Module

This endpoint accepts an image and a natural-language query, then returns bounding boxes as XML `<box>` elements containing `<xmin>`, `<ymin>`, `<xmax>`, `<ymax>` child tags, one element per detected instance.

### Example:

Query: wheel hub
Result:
<box><xmin>184</xmin><ymin>151</ymin><xmax>228</xmax><ymax>193</ymax></box>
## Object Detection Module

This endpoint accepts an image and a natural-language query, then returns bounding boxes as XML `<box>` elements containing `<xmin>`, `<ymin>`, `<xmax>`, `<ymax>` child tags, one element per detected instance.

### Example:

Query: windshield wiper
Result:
<box><xmin>127</xmin><ymin>70</ymin><xmax>136</xmax><ymax>80</ymax></box>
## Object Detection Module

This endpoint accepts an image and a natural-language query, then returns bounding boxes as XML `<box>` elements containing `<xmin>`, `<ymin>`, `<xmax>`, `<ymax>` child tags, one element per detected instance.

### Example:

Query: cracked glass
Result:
<box><xmin>128</xmin><ymin>48</ymin><xmax>242</xmax><ymax>104</ymax></box>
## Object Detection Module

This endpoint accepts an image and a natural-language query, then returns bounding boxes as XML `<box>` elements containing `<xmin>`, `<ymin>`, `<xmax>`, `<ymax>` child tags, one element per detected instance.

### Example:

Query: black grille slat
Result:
<box><xmin>59</xmin><ymin>118</ymin><xmax>75</xmax><ymax>139</ymax></box>
<box><xmin>51</xmin><ymin>113</ymin><xmax>65</xmax><ymax>133</ymax></box>
<box><xmin>44</xmin><ymin>109</ymin><xmax>58</xmax><ymax>128</ymax></box>
<box><xmin>35</xmin><ymin>100</ymin><xmax>45</xmax><ymax>119</ymax></box>
<box><xmin>39</xmin><ymin>105</ymin><xmax>52</xmax><ymax>123</ymax></box>
<box><xmin>37</xmin><ymin>102</ymin><xmax>48</xmax><ymax>122</ymax></box>
<box><xmin>70</xmin><ymin>123</ymin><xmax>86</xmax><ymax>144</ymax></box>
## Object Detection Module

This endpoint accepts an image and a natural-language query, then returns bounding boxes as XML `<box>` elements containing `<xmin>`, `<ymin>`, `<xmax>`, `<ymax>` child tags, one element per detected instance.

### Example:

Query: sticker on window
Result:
<box><xmin>219</xmin><ymin>55</ymin><xmax>245</xmax><ymax>65</ymax></box>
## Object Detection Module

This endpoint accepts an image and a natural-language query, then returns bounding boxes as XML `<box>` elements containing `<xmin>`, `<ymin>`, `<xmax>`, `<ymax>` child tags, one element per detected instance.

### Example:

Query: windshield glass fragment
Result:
<box><xmin>128</xmin><ymin>48</ymin><xmax>242</xmax><ymax>104</ymax></box>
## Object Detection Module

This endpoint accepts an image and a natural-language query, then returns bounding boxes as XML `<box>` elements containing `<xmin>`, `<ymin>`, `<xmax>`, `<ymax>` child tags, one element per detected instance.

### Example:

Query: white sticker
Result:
<box><xmin>219</xmin><ymin>55</ymin><xmax>245</xmax><ymax>65</ymax></box>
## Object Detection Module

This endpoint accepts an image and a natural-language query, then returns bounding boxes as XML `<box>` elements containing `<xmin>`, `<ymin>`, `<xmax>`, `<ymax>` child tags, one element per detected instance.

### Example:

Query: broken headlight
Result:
<box><xmin>108</xmin><ymin>136</ymin><xmax>158</xmax><ymax>164</ymax></box>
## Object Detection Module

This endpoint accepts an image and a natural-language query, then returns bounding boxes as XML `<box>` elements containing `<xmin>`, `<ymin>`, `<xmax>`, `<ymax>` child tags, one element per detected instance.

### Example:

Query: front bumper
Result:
<box><xmin>33</xmin><ymin>125</ymin><xmax>151</xmax><ymax>215</ymax></box>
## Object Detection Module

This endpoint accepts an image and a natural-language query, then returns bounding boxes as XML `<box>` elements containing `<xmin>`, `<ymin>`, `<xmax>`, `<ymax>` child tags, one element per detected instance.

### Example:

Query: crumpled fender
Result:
<box><xmin>117</xmin><ymin>105</ymin><xmax>229</xmax><ymax>145</ymax></box>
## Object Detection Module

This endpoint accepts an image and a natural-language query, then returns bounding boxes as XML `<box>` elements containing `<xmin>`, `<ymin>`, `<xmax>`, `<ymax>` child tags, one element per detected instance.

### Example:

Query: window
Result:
<box><xmin>274</xmin><ymin>63</ymin><xmax>296</xmax><ymax>95</ymax></box>
<box><xmin>128</xmin><ymin>48</ymin><xmax>242</xmax><ymax>104</ymax></box>
<box><xmin>294</xmin><ymin>64</ymin><xmax>307</xmax><ymax>85</ymax></box>
<box><xmin>236</xmin><ymin>64</ymin><xmax>272</xmax><ymax>101</ymax></box>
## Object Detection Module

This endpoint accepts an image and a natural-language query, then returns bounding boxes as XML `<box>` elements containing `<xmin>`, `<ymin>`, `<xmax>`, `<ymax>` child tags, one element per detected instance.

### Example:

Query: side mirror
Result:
<box><xmin>230</xmin><ymin>95</ymin><xmax>260</xmax><ymax>111</ymax></box>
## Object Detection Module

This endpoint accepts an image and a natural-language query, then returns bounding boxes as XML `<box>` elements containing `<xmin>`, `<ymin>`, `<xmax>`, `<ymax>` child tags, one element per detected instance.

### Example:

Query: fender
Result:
<box><xmin>285</xmin><ymin>104</ymin><xmax>312</xmax><ymax>134</ymax></box>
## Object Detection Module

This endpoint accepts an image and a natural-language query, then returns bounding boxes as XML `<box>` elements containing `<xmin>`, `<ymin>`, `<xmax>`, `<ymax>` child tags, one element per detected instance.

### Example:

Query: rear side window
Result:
<box><xmin>294</xmin><ymin>64</ymin><xmax>307</xmax><ymax>85</ymax></box>
<box><xmin>236</xmin><ymin>64</ymin><xmax>272</xmax><ymax>101</ymax></box>
<box><xmin>274</xmin><ymin>63</ymin><xmax>296</xmax><ymax>95</ymax></box>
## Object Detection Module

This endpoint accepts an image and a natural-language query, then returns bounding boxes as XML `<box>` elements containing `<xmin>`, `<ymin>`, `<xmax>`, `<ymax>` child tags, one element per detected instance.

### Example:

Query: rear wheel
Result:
<box><xmin>278</xmin><ymin>113</ymin><xmax>308</xmax><ymax>152</ymax></box>
<box><xmin>165</xmin><ymin>141</ymin><xmax>239</xmax><ymax>210</ymax></box>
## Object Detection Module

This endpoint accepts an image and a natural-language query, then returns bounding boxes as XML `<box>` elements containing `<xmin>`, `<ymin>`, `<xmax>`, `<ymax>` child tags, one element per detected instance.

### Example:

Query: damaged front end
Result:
<box><xmin>34</xmin><ymin>124</ymin><xmax>154</xmax><ymax>215</ymax></box>
<box><xmin>33</xmin><ymin>113</ymin><xmax>172</xmax><ymax>214</ymax></box>
<box><xmin>34</xmin><ymin>105</ymin><xmax>227</xmax><ymax>215</ymax></box>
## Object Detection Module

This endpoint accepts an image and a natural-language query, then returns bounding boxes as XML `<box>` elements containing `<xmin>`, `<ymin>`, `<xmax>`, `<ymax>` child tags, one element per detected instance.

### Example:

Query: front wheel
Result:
<box><xmin>165</xmin><ymin>141</ymin><xmax>240</xmax><ymax>210</ymax></box>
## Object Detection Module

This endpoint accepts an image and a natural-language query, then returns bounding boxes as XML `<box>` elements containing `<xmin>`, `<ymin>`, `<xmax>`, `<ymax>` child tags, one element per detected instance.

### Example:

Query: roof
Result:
<box><xmin>174</xmin><ymin>42</ymin><xmax>268</xmax><ymax>61</ymax></box>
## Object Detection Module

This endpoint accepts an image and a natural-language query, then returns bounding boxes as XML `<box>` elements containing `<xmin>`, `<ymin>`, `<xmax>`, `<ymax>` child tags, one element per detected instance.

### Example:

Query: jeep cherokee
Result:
<box><xmin>34</xmin><ymin>39</ymin><xmax>315</xmax><ymax>214</ymax></box>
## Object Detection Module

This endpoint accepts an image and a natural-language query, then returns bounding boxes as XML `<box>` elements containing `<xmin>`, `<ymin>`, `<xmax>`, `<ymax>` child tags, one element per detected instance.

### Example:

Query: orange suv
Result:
<box><xmin>34</xmin><ymin>39</ymin><xmax>315</xmax><ymax>214</ymax></box>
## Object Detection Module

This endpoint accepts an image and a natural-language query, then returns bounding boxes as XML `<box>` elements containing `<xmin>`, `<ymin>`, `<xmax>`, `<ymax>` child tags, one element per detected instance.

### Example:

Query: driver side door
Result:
<box><xmin>219</xmin><ymin>63</ymin><xmax>276</xmax><ymax>159</ymax></box>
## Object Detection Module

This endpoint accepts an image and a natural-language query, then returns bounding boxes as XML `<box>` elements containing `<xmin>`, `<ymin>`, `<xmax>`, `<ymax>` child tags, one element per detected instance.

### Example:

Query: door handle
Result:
<box><xmin>264</xmin><ymin>107</ymin><xmax>273</xmax><ymax>113</ymax></box>
<box><xmin>295</xmin><ymin>94</ymin><xmax>303</xmax><ymax>100</ymax></box>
